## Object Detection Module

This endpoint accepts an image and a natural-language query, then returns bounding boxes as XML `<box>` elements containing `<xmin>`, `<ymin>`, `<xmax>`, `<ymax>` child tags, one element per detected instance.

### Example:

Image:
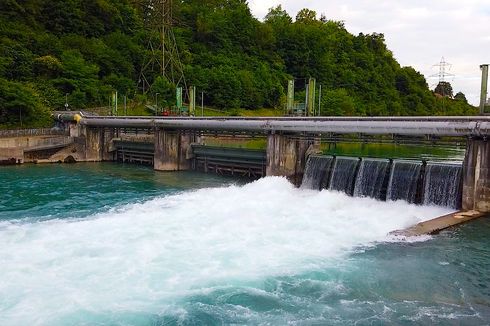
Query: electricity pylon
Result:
<box><xmin>138</xmin><ymin>0</ymin><xmax>187</xmax><ymax>94</ymax></box>
<box><xmin>430</xmin><ymin>57</ymin><xmax>455</xmax><ymax>83</ymax></box>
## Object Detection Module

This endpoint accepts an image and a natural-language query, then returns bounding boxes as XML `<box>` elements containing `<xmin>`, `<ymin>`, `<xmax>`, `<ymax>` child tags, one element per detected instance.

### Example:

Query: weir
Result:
<box><xmin>54</xmin><ymin>114</ymin><xmax>490</xmax><ymax>214</ymax></box>
<box><xmin>386</xmin><ymin>160</ymin><xmax>423</xmax><ymax>203</ymax></box>
<box><xmin>328</xmin><ymin>157</ymin><xmax>360</xmax><ymax>195</ymax></box>
<box><xmin>423</xmin><ymin>163</ymin><xmax>462</xmax><ymax>208</ymax></box>
<box><xmin>301</xmin><ymin>155</ymin><xmax>465</xmax><ymax>210</ymax></box>
<box><xmin>353</xmin><ymin>158</ymin><xmax>390</xmax><ymax>200</ymax></box>
<box><xmin>300</xmin><ymin>155</ymin><xmax>333</xmax><ymax>190</ymax></box>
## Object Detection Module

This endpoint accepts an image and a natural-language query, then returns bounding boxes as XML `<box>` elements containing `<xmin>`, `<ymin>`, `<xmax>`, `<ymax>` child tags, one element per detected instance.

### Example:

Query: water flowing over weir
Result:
<box><xmin>387</xmin><ymin>160</ymin><xmax>423</xmax><ymax>203</ymax></box>
<box><xmin>302</xmin><ymin>155</ymin><xmax>463</xmax><ymax>209</ymax></box>
<box><xmin>423</xmin><ymin>163</ymin><xmax>463</xmax><ymax>208</ymax></box>
<box><xmin>353</xmin><ymin>159</ymin><xmax>390</xmax><ymax>200</ymax></box>
<box><xmin>328</xmin><ymin>157</ymin><xmax>360</xmax><ymax>195</ymax></box>
<box><xmin>300</xmin><ymin>155</ymin><xmax>333</xmax><ymax>190</ymax></box>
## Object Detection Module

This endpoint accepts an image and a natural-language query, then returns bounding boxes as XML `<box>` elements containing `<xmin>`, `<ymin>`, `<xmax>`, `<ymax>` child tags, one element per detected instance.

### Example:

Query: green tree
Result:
<box><xmin>151</xmin><ymin>76</ymin><xmax>176</xmax><ymax>108</ymax></box>
<box><xmin>265</xmin><ymin>5</ymin><xmax>292</xmax><ymax>26</ymax></box>
<box><xmin>434</xmin><ymin>81</ymin><xmax>453</xmax><ymax>98</ymax></box>
<box><xmin>296</xmin><ymin>8</ymin><xmax>317</xmax><ymax>24</ymax></box>
<box><xmin>454</xmin><ymin>91</ymin><xmax>467</xmax><ymax>103</ymax></box>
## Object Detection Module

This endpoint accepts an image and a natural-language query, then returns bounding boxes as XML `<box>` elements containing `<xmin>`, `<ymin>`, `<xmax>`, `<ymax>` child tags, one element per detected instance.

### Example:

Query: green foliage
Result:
<box><xmin>151</xmin><ymin>76</ymin><xmax>176</xmax><ymax>108</ymax></box>
<box><xmin>434</xmin><ymin>81</ymin><xmax>454</xmax><ymax>98</ymax></box>
<box><xmin>0</xmin><ymin>0</ymin><xmax>477</xmax><ymax>128</ymax></box>
<box><xmin>296</xmin><ymin>9</ymin><xmax>317</xmax><ymax>24</ymax></box>
<box><xmin>320</xmin><ymin>89</ymin><xmax>356</xmax><ymax>116</ymax></box>
<box><xmin>0</xmin><ymin>79</ymin><xmax>51</xmax><ymax>127</ymax></box>
<box><xmin>454</xmin><ymin>91</ymin><xmax>468</xmax><ymax>103</ymax></box>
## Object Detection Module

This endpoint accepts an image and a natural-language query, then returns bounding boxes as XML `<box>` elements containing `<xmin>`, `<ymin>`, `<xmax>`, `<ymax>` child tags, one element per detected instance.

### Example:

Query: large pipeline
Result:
<box><xmin>76</xmin><ymin>116</ymin><xmax>490</xmax><ymax>137</ymax></box>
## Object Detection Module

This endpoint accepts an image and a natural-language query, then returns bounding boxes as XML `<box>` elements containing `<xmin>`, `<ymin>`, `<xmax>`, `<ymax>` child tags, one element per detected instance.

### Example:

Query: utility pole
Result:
<box><xmin>124</xmin><ymin>95</ymin><xmax>127</xmax><ymax>116</ymax></box>
<box><xmin>155</xmin><ymin>93</ymin><xmax>159</xmax><ymax>116</ymax></box>
<box><xmin>201</xmin><ymin>92</ymin><xmax>204</xmax><ymax>116</ymax></box>
<box><xmin>318</xmin><ymin>85</ymin><xmax>322</xmax><ymax>116</ymax></box>
<box><xmin>480</xmin><ymin>64</ymin><xmax>489</xmax><ymax>115</ymax></box>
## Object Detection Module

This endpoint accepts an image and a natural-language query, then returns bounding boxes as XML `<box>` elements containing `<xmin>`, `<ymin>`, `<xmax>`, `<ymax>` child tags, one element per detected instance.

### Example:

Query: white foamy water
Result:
<box><xmin>0</xmin><ymin>177</ymin><xmax>451</xmax><ymax>325</ymax></box>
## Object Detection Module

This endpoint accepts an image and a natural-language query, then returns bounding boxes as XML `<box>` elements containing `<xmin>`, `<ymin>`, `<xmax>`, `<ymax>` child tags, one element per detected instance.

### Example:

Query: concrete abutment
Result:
<box><xmin>463</xmin><ymin>139</ymin><xmax>490</xmax><ymax>213</ymax></box>
<box><xmin>266</xmin><ymin>133</ymin><xmax>319</xmax><ymax>185</ymax></box>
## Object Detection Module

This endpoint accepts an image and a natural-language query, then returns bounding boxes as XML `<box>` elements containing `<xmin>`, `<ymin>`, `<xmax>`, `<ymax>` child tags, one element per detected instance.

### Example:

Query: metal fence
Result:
<box><xmin>0</xmin><ymin>128</ymin><xmax>69</xmax><ymax>138</ymax></box>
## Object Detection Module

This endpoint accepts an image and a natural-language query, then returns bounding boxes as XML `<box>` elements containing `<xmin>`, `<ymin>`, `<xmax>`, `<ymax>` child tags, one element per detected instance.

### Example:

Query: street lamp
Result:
<box><xmin>155</xmin><ymin>92</ymin><xmax>160</xmax><ymax>116</ymax></box>
<box><xmin>65</xmin><ymin>93</ymin><xmax>70</xmax><ymax>111</ymax></box>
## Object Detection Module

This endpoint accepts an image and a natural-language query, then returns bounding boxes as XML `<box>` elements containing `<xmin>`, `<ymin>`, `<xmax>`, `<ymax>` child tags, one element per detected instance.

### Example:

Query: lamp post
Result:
<box><xmin>65</xmin><ymin>93</ymin><xmax>69</xmax><ymax>111</ymax></box>
<box><xmin>201</xmin><ymin>91</ymin><xmax>204</xmax><ymax>117</ymax></box>
<box><xmin>155</xmin><ymin>92</ymin><xmax>160</xmax><ymax>116</ymax></box>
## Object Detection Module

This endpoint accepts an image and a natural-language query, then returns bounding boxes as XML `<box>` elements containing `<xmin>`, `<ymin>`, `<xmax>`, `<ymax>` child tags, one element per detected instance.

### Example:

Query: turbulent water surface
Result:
<box><xmin>0</xmin><ymin>163</ymin><xmax>489</xmax><ymax>325</ymax></box>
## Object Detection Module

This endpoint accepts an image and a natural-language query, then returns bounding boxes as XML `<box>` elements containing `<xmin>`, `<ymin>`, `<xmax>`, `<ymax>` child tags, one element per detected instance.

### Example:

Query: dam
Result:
<box><xmin>52</xmin><ymin>113</ymin><xmax>490</xmax><ymax>214</ymax></box>
<box><xmin>1</xmin><ymin>115</ymin><xmax>490</xmax><ymax>325</ymax></box>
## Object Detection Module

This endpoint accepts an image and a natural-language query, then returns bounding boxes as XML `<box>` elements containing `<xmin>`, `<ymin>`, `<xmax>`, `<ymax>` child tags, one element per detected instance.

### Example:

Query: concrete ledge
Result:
<box><xmin>0</xmin><ymin>148</ymin><xmax>24</xmax><ymax>164</ymax></box>
<box><xmin>391</xmin><ymin>210</ymin><xmax>487</xmax><ymax>236</ymax></box>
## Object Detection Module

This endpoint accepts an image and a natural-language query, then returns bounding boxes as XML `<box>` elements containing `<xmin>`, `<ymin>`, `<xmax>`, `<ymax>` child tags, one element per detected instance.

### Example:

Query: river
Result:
<box><xmin>0</xmin><ymin>163</ymin><xmax>489</xmax><ymax>325</ymax></box>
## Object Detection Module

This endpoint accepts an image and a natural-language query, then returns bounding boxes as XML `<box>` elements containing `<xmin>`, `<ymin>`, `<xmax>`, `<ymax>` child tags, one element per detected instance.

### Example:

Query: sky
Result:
<box><xmin>249</xmin><ymin>0</ymin><xmax>489</xmax><ymax>106</ymax></box>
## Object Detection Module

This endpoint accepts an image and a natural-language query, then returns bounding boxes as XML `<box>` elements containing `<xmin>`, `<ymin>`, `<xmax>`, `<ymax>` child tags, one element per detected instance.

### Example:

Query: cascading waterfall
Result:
<box><xmin>301</xmin><ymin>155</ymin><xmax>334</xmax><ymax>190</ymax></box>
<box><xmin>423</xmin><ymin>162</ymin><xmax>463</xmax><ymax>209</ymax></box>
<box><xmin>386</xmin><ymin>160</ymin><xmax>423</xmax><ymax>203</ymax></box>
<box><xmin>353</xmin><ymin>158</ymin><xmax>390</xmax><ymax>200</ymax></box>
<box><xmin>329</xmin><ymin>157</ymin><xmax>360</xmax><ymax>195</ymax></box>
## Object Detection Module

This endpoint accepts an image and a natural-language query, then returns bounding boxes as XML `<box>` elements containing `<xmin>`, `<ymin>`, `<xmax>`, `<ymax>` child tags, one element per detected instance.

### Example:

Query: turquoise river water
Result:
<box><xmin>0</xmin><ymin>163</ymin><xmax>489</xmax><ymax>325</ymax></box>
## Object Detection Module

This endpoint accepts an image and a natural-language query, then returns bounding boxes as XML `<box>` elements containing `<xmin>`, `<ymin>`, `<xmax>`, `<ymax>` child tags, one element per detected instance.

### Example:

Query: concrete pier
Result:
<box><xmin>83</xmin><ymin>127</ymin><xmax>115</xmax><ymax>161</ymax></box>
<box><xmin>266</xmin><ymin>133</ymin><xmax>315</xmax><ymax>184</ymax></box>
<box><xmin>154</xmin><ymin>128</ymin><xmax>194</xmax><ymax>171</ymax></box>
<box><xmin>463</xmin><ymin>139</ymin><xmax>490</xmax><ymax>213</ymax></box>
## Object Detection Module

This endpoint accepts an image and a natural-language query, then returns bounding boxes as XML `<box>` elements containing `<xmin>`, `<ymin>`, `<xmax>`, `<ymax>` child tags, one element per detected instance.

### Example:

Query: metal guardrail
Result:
<box><xmin>0</xmin><ymin>128</ymin><xmax>68</xmax><ymax>138</ymax></box>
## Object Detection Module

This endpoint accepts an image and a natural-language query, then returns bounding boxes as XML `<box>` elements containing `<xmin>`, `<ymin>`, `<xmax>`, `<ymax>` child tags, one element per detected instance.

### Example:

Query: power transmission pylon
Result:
<box><xmin>138</xmin><ymin>0</ymin><xmax>187</xmax><ymax>94</ymax></box>
<box><xmin>430</xmin><ymin>57</ymin><xmax>455</xmax><ymax>83</ymax></box>
<box><xmin>430</xmin><ymin>57</ymin><xmax>455</xmax><ymax>114</ymax></box>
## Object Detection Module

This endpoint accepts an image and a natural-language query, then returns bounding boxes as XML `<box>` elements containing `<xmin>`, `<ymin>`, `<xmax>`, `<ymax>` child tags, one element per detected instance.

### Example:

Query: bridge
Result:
<box><xmin>58</xmin><ymin>113</ymin><xmax>490</xmax><ymax>213</ymax></box>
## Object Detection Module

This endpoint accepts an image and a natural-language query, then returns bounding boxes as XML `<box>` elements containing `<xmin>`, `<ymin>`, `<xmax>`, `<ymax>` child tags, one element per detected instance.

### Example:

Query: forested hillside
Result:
<box><xmin>0</xmin><ymin>0</ymin><xmax>477</xmax><ymax>127</ymax></box>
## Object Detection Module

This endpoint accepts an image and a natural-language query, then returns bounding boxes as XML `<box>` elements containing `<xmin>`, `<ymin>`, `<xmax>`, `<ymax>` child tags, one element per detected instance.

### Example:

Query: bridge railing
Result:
<box><xmin>0</xmin><ymin>128</ymin><xmax>69</xmax><ymax>138</ymax></box>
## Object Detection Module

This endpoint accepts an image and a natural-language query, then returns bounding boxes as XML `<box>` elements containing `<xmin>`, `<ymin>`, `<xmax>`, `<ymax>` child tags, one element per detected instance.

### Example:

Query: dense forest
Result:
<box><xmin>0</xmin><ymin>0</ymin><xmax>477</xmax><ymax>127</ymax></box>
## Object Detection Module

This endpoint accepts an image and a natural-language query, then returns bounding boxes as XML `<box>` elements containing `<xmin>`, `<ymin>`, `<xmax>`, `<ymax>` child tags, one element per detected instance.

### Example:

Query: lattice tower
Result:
<box><xmin>138</xmin><ymin>0</ymin><xmax>187</xmax><ymax>94</ymax></box>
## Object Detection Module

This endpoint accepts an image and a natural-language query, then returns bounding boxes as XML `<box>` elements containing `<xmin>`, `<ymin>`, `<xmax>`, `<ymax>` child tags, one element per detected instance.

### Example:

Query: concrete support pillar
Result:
<box><xmin>266</xmin><ymin>133</ymin><xmax>317</xmax><ymax>185</ymax></box>
<box><xmin>84</xmin><ymin>127</ymin><xmax>104</xmax><ymax>161</ymax></box>
<box><xmin>154</xmin><ymin>128</ymin><xmax>194</xmax><ymax>171</ymax></box>
<box><xmin>69</xmin><ymin>122</ymin><xmax>80</xmax><ymax>138</ymax></box>
<box><xmin>83</xmin><ymin>126</ymin><xmax>115</xmax><ymax>162</ymax></box>
<box><xmin>462</xmin><ymin>139</ymin><xmax>490</xmax><ymax>212</ymax></box>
